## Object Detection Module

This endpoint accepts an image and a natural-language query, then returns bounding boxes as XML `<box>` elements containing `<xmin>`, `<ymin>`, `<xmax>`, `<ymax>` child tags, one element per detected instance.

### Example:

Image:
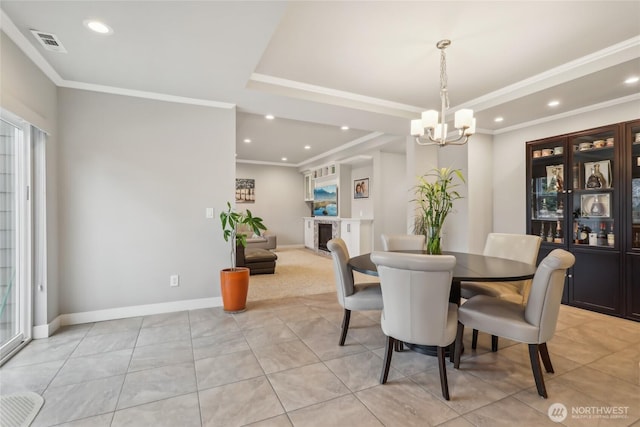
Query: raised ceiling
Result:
<box><xmin>2</xmin><ymin>1</ymin><xmax>639</xmax><ymax>167</ymax></box>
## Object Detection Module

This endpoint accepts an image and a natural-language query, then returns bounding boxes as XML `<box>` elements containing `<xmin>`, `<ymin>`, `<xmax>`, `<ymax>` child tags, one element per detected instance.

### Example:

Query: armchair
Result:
<box><xmin>237</xmin><ymin>223</ymin><xmax>277</xmax><ymax>250</ymax></box>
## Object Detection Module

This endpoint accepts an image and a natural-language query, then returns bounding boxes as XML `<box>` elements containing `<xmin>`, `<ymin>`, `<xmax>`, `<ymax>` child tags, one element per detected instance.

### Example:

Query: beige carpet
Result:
<box><xmin>246</xmin><ymin>247</ymin><xmax>377</xmax><ymax>302</ymax></box>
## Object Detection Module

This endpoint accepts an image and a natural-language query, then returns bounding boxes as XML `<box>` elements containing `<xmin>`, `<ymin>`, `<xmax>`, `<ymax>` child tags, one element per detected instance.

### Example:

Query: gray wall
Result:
<box><xmin>58</xmin><ymin>88</ymin><xmax>235</xmax><ymax>313</ymax></box>
<box><xmin>235</xmin><ymin>163</ymin><xmax>310</xmax><ymax>245</ymax></box>
<box><xmin>1</xmin><ymin>31</ymin><xmax>59</xmax><ymax>324</ymax></box>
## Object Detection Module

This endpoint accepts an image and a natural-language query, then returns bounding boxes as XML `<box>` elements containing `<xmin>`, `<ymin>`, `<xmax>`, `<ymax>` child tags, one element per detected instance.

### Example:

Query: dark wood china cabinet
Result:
<box><xmin>526</xmin><ymin>119</ymin><xmax>639</xmax><ymax>320</ymax></box>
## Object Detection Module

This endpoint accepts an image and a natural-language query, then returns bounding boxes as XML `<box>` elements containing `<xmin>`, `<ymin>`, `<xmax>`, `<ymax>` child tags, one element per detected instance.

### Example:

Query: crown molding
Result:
<box><xmin>457</xmin><ymin>36</ymin><xmax>640</xmax><ymax>113</ymax></box>
<box><xmin>235</xmin><ymin>159</ymin><xmax>299</xmax><ymax>167</ymax></box>
<box><xmin>250</xmin><ymin>73</ymin><xmax>421</xmax><ymax>115</ymax></box>
<box><xmin>494</xmin><ymin>93</ymin><xmax>640</xmax><ymax>135</ymax></box>
<box><xmin>62</xmin><ymin>80</ymin><xmax>235</xmax><ymax>109</ymax></box>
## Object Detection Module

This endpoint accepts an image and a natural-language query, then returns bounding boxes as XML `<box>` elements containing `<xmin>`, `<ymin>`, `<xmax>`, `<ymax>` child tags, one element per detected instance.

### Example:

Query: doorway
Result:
<box><xmin>0</xmin><ymin>114</ymin><xmax>32</xmax><ymax>363</ymax></box>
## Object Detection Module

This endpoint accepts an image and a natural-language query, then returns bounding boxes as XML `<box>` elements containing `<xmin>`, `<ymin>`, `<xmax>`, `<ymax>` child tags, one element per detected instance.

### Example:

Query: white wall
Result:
<box><xmin>58</xmin><ymin>88</ymin><xmax>235</xmax><ymax>314</ymax></box>
<box><xmin>493</xmin><ymin>101</ymin><xmax>640</xmax><ymax>233</ymax></box>
<box><xmin>1</xmin><ymin>32</ymin><xmax>59</xmax><ymax>325</ymax></box>
<box><xmin>372</xmin><ymin>151</ymin><xmax>407</xmax><ymax>250</ymax></box>
<box><xmin>438</xmin><ymin>144</ymin><xmax>469</xmax><ymax>252</ymax></box>
<box><xmin>235</xmin><ymin>163</ymin><xmax>310</xmax><ymax>245</ymax></box>
<box><xmin>407</xmin><ymin>137</ymin><xmax>439</xmax><ymax>234</ymax></box>
<box><xmin>466</xmin><ymin>133</ymin><xmax>493</xmax><ymax>253</ymax></box>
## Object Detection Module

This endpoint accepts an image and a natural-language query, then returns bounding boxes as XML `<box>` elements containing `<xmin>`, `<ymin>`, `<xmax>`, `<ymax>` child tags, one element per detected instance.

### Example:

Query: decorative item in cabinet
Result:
<box><xmin>585</xmin><ymin>160</ymin><xmax>611</xmax><ymax>189</ymax></box>
<box><xmin>546</xmin><ymin>164</ymin><xmax>564</xmax><ymax>192</ymax></box>
<box><xmin>580</xmin><ymin>193</ymin><xmax>610</xmax><ymax>218</ymax></box>
<box><xmin>634</xmin><ymin>178</ymin><xmax>640</xmax><ymax>222</ymax></box>
<box><xmin>532</xmin><ymin>178</ymin><xmax>563</xmax><ymax>219</ymax></box>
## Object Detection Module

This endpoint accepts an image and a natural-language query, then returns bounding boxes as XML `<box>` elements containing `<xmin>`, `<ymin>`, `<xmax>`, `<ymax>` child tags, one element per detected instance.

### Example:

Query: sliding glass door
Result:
<box><xmin>0</xmin><ymin>116</ymin><xmax>31</xmax><ymax>362</ymax></box>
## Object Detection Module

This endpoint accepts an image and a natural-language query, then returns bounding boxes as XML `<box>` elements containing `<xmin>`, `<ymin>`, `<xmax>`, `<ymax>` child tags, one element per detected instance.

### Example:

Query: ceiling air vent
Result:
<box><xmin>30</xmin><ymin>30</ymin><xmax>67</xmax><ymax>53</ymax></box>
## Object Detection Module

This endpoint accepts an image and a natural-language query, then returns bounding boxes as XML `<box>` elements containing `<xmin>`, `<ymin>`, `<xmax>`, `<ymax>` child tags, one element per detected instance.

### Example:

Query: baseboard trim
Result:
<box><xmin>32</xmin><ymin>316</ymin><xmax>61</xmax><ymax>339</ymax></box>
<box><xmin>32</xmin><ymin>296</ymin><xmax>223</xmax><ymax>338</ymax></box>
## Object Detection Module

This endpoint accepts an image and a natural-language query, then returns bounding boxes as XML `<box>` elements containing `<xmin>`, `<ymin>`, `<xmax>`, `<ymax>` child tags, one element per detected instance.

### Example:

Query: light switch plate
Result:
<box><xmin>170</xmin><ymin>275</ymin><xmax>179</xmax><ymax>287</ymax></box>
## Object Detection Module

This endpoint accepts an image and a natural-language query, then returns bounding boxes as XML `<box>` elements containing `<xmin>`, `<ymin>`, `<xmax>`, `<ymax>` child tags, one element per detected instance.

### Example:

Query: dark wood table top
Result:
<box><xmin>348</xmin><ymin>251</ymin><xmax>537</xmax><ymax>282</ymax></box>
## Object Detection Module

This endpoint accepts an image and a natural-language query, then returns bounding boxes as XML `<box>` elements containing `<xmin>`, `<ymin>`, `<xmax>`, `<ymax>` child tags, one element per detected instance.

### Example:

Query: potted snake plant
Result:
<box><xmin>413</xmin><ymin>167</ymin><xmax>465</xmax><ymax>254</ymax></box>
<box><xmin>219</xmin><ymin>202</ymin><xmax>266</xmax><ymax>312</ymax></box>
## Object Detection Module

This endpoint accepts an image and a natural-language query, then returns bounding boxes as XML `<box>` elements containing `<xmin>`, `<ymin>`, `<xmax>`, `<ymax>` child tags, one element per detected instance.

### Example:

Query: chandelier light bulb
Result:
<box><xmin>411</xmin><ymin>120</ymin><xmax>425</xmax><ymax>136</ymax></box>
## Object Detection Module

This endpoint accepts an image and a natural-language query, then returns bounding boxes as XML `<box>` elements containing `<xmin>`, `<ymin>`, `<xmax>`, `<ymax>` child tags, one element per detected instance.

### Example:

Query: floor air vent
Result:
<box><xmin>30</xmin><ymin>29</ymin><xmax>67</xmax><ymax>53</ymax></box>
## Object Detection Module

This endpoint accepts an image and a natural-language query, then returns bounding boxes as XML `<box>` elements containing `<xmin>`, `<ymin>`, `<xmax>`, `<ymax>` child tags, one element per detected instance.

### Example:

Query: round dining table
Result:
<box><xmin>349</xmin><ymin>250</ymin><xmax>537</xmax><ymax>305</ymax></box>
<box><xmin>348</xmin><ymin>250</ymin><xmax>537</xmax><ymax>356</ymax></box>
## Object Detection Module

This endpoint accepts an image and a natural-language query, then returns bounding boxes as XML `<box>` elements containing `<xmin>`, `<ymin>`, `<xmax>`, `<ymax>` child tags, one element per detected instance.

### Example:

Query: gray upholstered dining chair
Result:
<box><xmin>379</xmin><ymin>234</ymin><xmax>428</xmax><ymax>351</ymax></box>
<box><xmin>460</xmin><ymin>233</ymin><xmax>542</xmax><ymax>351</ymax></box>
<box><xmin>371</xmin><ymin>251</ymin><xmax>457</xmax><ymax>400</ymax></box>
<box><xmin>380</xmin><ymin>234</ymin><xmax>426</xmax><ymax>251</ymax></box>
<box><xmin>454</xmin><ymin>249</ymin><xmax>575</xmax><ymax>398</ymax></box>
<box><xmin>327</xmin><ymin>238</ymin><xmax>383</xmax><ymax>346</ymax></box>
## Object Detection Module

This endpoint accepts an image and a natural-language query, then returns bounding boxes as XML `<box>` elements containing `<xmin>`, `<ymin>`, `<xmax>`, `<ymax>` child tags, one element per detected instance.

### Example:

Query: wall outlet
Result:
<box><xmin>170</xmin><ymin>274</ymin><xmax>180</xmax><ymax>287</ymax></box>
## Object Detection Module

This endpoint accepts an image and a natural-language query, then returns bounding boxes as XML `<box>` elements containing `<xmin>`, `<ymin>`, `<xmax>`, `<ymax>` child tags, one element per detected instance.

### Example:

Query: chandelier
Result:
<box><xmin>411</xmin><ymin>40</ymin><xmax>476</xmax><ymax>146</ymax></box>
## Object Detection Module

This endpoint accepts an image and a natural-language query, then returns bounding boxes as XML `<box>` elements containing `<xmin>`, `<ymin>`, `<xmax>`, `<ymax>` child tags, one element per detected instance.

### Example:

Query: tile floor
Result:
<box><xmin>1</xmin><ymin>293</ymin><xmax>639</xmax><ymax>426</ymax></box>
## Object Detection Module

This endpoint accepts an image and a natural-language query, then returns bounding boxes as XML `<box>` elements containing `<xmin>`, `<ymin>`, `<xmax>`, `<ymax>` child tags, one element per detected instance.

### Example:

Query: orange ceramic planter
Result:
<box><xmin>220</xmin><ymin>267</ymin><xmax>250</xmax><ymax>313</ymax></box>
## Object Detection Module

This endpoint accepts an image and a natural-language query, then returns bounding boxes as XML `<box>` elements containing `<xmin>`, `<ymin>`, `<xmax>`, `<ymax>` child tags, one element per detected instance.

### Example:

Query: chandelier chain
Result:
<box><xmin>440</xmin><ymin>47</ymin><xmax>449</xmax><ymax>110</ymax></box>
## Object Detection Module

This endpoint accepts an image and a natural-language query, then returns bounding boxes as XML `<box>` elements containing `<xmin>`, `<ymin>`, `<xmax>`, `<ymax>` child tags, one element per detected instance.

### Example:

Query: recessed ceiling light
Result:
<box><xmin>494</xmin><ymin>117</ymin><xmax>504</xmax><ymax>123</ymax></box>
<box><xmin>265</xmin><ymin>114</ymin><xmax>275</xmax><ymax>120</ymax></box>
<box><xmin>83</xmin><ymin>20</ymin><xmax>113</xmax><ymax>35</ymax></box>
<box><xmin>341</xmin><ymin>125</ymin><xmax>349</xmax><ymax>131</ymax></box>
<box><xmin>548</xmin><ymin>100</ymin><xmax>560</xmax><ymax>107</ymax></box>
<box><xmin>243</xmin><ymin>139</ymin><xmax>251</xmax><ymax>143</ymax></box>
<box><xmin>625</xmin><ymin>76</ymin><xmax>639</xmax><ymax>84</ymax></box>
<box><xmin>304</xmin><ymin>145</ymin><xmax>311</xmax><ymax>150</ymax></box>
<box><xmin>281</xmin><ymin>157</ymin><xmax>287</xmax><ymax>161</ymax></box>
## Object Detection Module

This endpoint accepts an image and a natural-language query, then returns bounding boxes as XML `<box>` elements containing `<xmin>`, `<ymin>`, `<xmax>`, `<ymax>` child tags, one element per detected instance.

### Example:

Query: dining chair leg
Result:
<box><xmin>437</xmin><ymin>346</ymin><xmax>450</xmax><ymax>401</ymax></box>
<box><xmin>491</xmin><ymin>335</ymin><xmax>499</xmax><ymax>352</ymax></box>
<box><xmin>454</xmin><ymin>322</ymin><xmax>464</xmax><ymax>369</ymax></box>
<box><xmin>339</xmin><ymin>309</ymin><xmax>351</xmax><ymax>346</ymax></box>
<box><xmin>538</xmin><ymin>342</ymin><xmax>554</xmax><ymax>373</ymax></box>
<box><xmin>528</xmin><ymin>343</ymin><xmax>548</xmax><ymax>398</ymax></box>
<box><xmin>394</xmin><ymin>340</ymin><xmax>404</xmax><ymax>352</ymax></box>
<box><xmin>471</xmin><ymin>329</ymin><xmax>479</xmax><ymax>349</ymax></box>
<box><xmin>380</xmin><ymin>335</ymin><xmax>395</xmax><ymax>384</ymax></box>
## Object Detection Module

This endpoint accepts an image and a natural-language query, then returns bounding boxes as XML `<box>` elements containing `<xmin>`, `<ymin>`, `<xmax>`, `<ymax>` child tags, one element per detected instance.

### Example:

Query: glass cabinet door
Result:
<box><xmin>529</xmin><ymin>138</ymin><xmax>568</xmax><ymax>245</ymax></box>
<box><xmin>629</xmin><ymin>122</ymin><xmax>640</xmax><ymax>250</ymax></box>
<box><xmin>569</xmin><ymin>127</ymin><xmax>617</xmax><ymax>249</ymax></box>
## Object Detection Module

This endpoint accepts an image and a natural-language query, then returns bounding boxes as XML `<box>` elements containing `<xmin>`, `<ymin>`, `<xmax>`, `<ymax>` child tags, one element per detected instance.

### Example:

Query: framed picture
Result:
<box><xmin>235</xmin><ymin>178</ymin><xmax>255</xmax><ymax>203</ymax></box>
<box><xmin>545</xmin><ymin>164</ymin><xmax>564</xmax><ymax>192</ymax></box>
<box><xmin>354</xmin><ymin>178</ymin><xmax>369</xmax><ymax>199</ymax></box>
<box><xmin>584</xmin><ymin>160</ymin><xmax>611</xmax><ymax>189</ymax></box>
<box><xmin>580</xmin><ymin>193</ymin><xmax>610</xmax><ymax>218</ymax></box>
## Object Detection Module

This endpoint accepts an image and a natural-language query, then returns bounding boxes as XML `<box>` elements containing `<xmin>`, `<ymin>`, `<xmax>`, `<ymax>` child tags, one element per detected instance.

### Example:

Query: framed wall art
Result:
<box><xmin>235</xmin><ymin>178</ymin><xmax>255</xmax><ymax>203</ymax></box>
<box><xmin>354</xmin><ymin>178</ymin><xmax>369</xmax><ymax>199</ymax></box>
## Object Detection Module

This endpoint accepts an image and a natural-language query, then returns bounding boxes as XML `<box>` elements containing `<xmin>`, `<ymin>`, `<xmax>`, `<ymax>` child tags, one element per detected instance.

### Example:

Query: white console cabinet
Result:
<box><xmin>304</xmin><ymin>218</ymin><xmax>315</xmax><ymax>249</ymax></box>
<box><xmin>340</xmin><ymin>219</ymin><xmax>373</xmax><ymax>256</ymax></box>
